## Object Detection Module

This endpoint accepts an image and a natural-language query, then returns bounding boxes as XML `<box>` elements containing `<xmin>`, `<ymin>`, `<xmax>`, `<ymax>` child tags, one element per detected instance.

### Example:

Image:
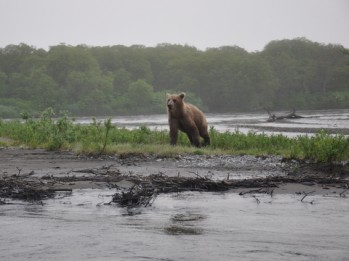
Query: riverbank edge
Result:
<box><xmin>0</xmin><ymin>147</ymin><xmax>348</xmax><ymax>203</ymax></box>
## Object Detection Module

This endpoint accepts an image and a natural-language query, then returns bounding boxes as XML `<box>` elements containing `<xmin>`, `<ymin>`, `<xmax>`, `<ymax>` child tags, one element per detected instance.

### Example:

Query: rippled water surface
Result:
<box><xmin>1</xmin><ymin>190</ymin><xmax>349</xmax><ymax>260</ymax></box>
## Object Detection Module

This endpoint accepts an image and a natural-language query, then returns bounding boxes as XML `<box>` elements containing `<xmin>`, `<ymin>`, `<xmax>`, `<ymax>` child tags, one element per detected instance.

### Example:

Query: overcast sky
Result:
<box><xmin>0</xmin><ymin>0</ymin><xmax>348</xmax><ymax>52</ymax></box>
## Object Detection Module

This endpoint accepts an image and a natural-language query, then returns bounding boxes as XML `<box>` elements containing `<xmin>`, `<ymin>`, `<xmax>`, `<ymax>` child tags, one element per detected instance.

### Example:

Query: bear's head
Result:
<box><xmin>166</xmin><ymin>93</ymin><xmax>185</xmax><ymax>115</ymax></box>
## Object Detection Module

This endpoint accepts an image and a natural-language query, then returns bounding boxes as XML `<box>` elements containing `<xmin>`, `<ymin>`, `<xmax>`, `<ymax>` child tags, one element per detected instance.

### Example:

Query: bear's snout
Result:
<box><xmin>167</xmin><ymin>99</ymin><xmax>174</xmax><ymax>110</ymax></box>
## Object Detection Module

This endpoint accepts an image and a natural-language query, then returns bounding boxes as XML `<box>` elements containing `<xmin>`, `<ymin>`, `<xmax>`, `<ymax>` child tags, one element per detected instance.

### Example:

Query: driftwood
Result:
<box><xmin>110</xmin><ymin>173</ymin><xmax>348</xmax><ymax>207</ymax></box>
<box><xmin>1</xmin><ymin>166</ymin><xmax>347</xmax><ymax>206</ymax></box>
<box><xmin>266</xmin><ymin>109</ymin><xmax>304</xmax><ymax>122</ymax></box>
<box><xmin>0</xmin><ymin>176</ymin><xmax>55</xmax><ymax>201</ymax></box>
<box><xmin>112</xmin><ymin>183</ymin><xmax>157</xmax><ymax>207</ymax></box>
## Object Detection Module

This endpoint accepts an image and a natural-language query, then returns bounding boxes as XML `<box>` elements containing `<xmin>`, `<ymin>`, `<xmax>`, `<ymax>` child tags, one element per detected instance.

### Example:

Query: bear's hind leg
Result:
<box><xmin>189</xmin><ymin>131</ymin><xmax>201</xmax><ymax>147</ymax></box>
<box><xmin>181</xmin><ymin>119</ymin><xmax>201</xmax><ymax>147</ymax></box>
<box><xmin>192</xmin><ymin>136</ymin><xmax>201</xmax><ymax>147</ymax></box>
<box><xmin>202</xmin><ymin>136</ymin><xmax>210</xmax><ymax>146</ymax></box>
<box><xmin>186</xmin><ymin>133</ymin><xmax>201</xmax><ymax>147</ymax></box>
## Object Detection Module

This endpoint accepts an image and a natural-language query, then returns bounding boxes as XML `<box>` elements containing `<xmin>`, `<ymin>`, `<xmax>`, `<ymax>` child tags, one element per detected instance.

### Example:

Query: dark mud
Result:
<box><xmin>1</xmin><ymin>148</ymin><xmax>348</xmax><ymax>203</ymax></box>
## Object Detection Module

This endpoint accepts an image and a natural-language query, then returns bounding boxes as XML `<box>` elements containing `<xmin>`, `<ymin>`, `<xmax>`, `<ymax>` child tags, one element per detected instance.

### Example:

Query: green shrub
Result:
<box><xmin>298</xmin><ymin>131</ymin><xmax>349</xmax><ymax>163</ymax></box>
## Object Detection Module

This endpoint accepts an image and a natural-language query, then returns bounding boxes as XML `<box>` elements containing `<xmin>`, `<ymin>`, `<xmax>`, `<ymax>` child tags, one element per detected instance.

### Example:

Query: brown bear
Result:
<box><xmin>166</xmin><ymin>93</ymin><xmax>210</xmax><ymax>147</ymax></box>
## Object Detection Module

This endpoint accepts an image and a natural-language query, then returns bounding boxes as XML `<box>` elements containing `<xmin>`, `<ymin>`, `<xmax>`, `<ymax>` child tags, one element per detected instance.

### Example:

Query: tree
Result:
<box><xmin>28</xmin><ymin>69</ymin><xmax>58</xmax><ymax>110</ymax></box>
<box><xmin>0</xmin><ymin>43</ymin><xmax>36</xmax><ymax>74</ymax></box>
<box><xmin>46</xmin><ymin>44</ymin><xmax>99</xmax><ymax>85</ymax></box>
<box><xmin>90</xmin><ymin>46</ymin><xmax>123</xmax><ymax>73</ymax></box>
<box><xmin>113</xmin><ymin>68</ymin><xmax>132</xmax><ymax>95</ymax></box>
<box><xmin>126</xmin><ymin>79</ymin><xmax>154</xmax><ymax>112</ymax></box>
<box><xmin>0</xmin><ymin>71</ymin><xmax>8</xmax><ymax>97</ymax></box>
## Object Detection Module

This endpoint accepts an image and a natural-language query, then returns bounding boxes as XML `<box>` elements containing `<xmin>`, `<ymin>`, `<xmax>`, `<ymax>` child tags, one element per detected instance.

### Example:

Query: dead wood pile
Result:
<box><xmin>1</xmin><ymin>169</ymin><xmax>347</xmax><ymax>206</ymax></box>
<box><xmin>0</xmin><ymin>176</ymin><xmax>55</xmax><ymax>201</ymax></box>
<box><xmin>110</xmin><ymin>173</ymin><xmax>348</xmax><ymax>207</ymax></box>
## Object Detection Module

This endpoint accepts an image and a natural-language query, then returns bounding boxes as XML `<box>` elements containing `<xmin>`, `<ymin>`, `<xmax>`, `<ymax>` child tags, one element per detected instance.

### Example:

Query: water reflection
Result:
<box><xmin>165</xmin><ymin>212</ymin><xmax>206</xmax><ymax>235</ymax></box>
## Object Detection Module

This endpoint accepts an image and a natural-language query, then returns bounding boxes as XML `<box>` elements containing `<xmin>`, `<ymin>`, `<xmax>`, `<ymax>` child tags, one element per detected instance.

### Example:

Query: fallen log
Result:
<box><xmin>266</xmin><ymin>109</ymin><xmax>304</xmax><ymax>122</ymax></box>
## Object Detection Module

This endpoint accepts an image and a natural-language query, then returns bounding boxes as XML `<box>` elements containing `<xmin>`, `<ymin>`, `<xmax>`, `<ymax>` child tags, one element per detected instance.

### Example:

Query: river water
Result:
<box><xmin>1</xmin><ymin>190</ymin><xmax>349</xmax><ymax>260</ymax></box>
<box><xmin>1</xmin><ymin>109</ymin><xmax>349</xmax><ymax>260</ymax></box>
<box><xmin>76</xmin><ymin>109</ymin><xmax>349</xmax><ymax>137</ymax></box>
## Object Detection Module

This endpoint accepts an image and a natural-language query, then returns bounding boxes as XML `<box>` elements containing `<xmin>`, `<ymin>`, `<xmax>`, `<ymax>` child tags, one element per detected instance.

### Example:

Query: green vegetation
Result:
<box><xmin>0</xmin><ymin>38</ymin><xmax>348</xmax><ymax>118</ymax></box>
<box><xmin>0</xmin><ymin>111</ymin><xmax>348</xmax><ymax>163</ymax></box>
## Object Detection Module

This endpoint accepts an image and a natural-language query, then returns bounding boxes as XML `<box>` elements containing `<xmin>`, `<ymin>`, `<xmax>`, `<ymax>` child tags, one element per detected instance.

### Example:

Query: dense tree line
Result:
<box><xmin>0</xmin><ymin>38</ymin><xmax>348</xmax><ymax>118</ymax></box>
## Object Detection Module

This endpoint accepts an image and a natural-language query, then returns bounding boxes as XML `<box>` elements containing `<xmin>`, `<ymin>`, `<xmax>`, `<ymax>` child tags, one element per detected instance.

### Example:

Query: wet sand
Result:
<box><xmin>1</xmin><ymin>148</ymin><xmax>348</xmax><ymax>198</ymax></box>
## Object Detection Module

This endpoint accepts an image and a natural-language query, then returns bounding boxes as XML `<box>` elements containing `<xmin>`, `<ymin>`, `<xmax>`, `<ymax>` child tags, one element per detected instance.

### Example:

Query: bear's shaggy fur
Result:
<box><xmin>166</xmin><ymin>93</ymin><xmax>210</xmax><ymax>147</ymax></box>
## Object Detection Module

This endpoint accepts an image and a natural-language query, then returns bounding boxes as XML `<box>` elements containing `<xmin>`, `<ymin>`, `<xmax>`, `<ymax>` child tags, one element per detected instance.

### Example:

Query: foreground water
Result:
<box><xmin>1</xmin><ymin>190</ymin><xmax>348</xmax><ymax>261</ymax></box>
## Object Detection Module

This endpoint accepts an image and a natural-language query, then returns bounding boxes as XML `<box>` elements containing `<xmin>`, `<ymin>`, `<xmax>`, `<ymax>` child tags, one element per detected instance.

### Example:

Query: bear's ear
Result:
<box><xmin>166</xmin><ymin>93</ymin><xmax>171</xmax><ymax>98</ymax></box>
<box><xmin>179</xmin><ymin>93</ymin><xmax>185</xmax><ymax>99</ymax></box>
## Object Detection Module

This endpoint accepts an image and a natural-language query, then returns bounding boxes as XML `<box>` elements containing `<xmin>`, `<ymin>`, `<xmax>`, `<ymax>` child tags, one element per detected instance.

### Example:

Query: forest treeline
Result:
<box><xmin>0</xmin><ymin>38</ymin><xmax>348</xmax><ymax>118</ymax></box>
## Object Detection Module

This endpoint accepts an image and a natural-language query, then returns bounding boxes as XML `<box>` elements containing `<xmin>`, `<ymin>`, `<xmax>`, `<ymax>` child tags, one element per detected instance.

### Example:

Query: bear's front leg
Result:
<box><xmin>169</xmin><ymin>119</ymin><xmax>179</xmax><ymax>145</ymax></box>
